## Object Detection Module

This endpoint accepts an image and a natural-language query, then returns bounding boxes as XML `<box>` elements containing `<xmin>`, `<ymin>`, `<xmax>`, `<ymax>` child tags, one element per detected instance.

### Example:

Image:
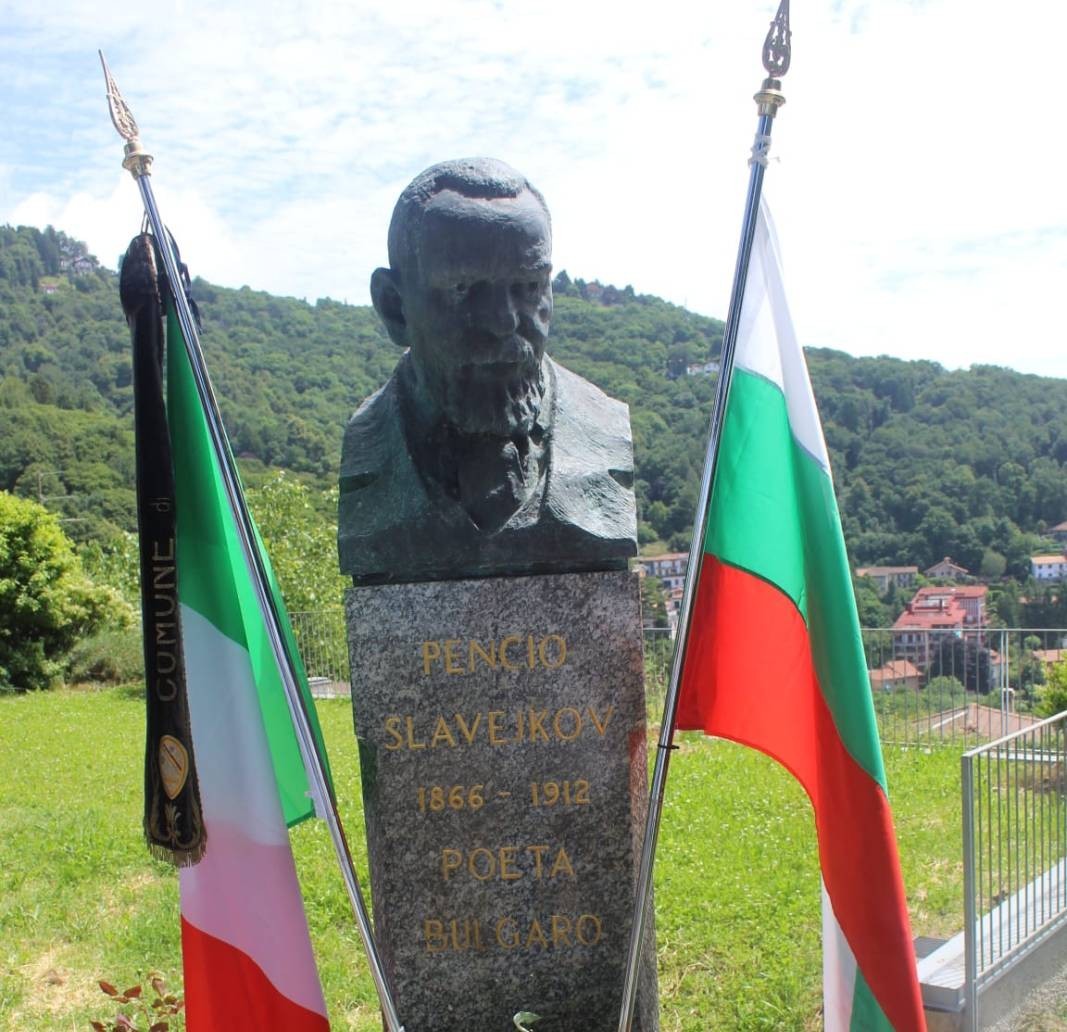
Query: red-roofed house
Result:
<box><xmin>1050</xmin><ymin>521</ymin><xmax>1067</xmax><ymax>546</ymax></box>
<box><xmin>869</xmin><ymin>660</ymin><xmax>921</xmax><ymax>692</ymax></box>
<box><xmin>892</xmin><ymin>585</ymin><xmax>988</xmax><ymax>666</ymax></box>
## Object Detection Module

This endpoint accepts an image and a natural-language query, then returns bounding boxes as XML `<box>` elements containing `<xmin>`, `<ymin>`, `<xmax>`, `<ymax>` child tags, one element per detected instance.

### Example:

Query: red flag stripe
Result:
<box><xmin>677</xmin><ymin>556</ymin><xmax>925</xmax><ymax>1031</ymax></box>
<box><xmin>182</xmin><ymin>917</ymin><xmax>330</xmax><ymax>1031</ymax></box>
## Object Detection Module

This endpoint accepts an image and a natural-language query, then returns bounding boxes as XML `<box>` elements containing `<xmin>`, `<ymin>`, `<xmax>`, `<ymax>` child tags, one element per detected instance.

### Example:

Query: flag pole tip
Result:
<box><xmin>100</xmin><ymin>51</ymin><xmax>153</xmax><ymax>179</ymax></box>
<box><xmin>756</xmin><ymin>0</ymin><xmax>790</xmax><ymax>116</ymax></box>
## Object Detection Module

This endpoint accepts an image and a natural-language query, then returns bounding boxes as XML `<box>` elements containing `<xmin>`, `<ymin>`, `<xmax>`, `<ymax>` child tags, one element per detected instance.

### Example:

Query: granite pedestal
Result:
<box><xmin>346</xmin><ymin>570</ymin><xmax>658</xmax><ymax>1032</ymax></box>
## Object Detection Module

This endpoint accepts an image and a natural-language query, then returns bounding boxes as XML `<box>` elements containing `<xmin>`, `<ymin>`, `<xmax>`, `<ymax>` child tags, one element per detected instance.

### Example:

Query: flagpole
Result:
<box><xmin>616</xmin><ymin>5</ymin><xmax>791</xmax><ymax>1029</ymax></box>
<box><xmin>100</xmin><ymin>54</ymin><xmax>405</xmax><ymax>1032</ymax></box>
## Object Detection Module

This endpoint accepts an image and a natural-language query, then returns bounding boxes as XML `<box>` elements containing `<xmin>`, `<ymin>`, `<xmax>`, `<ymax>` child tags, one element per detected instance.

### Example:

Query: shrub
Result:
<box><xmin>66</xmin><ymin>627</ymin><xmax>144</xmax><ymax>685</ymax></box>
<box><xmin>0</xmin><ymin>492</ymin><xmax>121</xmax><ymax>691</ymax></box>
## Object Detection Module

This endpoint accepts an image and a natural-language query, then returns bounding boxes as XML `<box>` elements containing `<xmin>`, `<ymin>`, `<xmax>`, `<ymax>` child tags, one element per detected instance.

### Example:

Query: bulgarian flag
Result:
<box><xmin>675</xmin><ymin>200</ymin><xmax>926</xmax><ymax>1031</ymax></box>
<box><xmin>166</xmin><ymin>304</ymin><xmax>332</xmax><ymax>1031</ymax></box>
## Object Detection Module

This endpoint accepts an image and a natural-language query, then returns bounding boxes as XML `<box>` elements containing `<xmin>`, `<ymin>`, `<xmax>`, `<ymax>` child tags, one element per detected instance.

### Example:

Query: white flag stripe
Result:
<box><xmin>822</xmin><ymin>881</ymin><xmax>859</xmax><ymax>1032</ymax></box>
<box><xmin>179</xmin><ymin>603</ymin><xmax>327</xmax><ymax>1018</ymax></box>
<box><xmin>735</xmin><ymin>198</ymin><xmax>831</xmax><ymax>473</ymax></box>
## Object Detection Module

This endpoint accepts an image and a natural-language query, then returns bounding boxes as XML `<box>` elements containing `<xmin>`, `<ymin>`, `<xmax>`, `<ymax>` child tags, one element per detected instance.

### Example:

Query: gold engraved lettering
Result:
<box><xmin>430</xmin><ymin>717</ymin><xmax>457</xmax><ymax>749</ymax></box>
<box><xmin>526</xmin><ymin>918</ymin><xmax>548</xmax><ymax>948</ymax></box>
<box><xmin>469</xmin><ymin>847</ymin><xmax>495</xmax><ymax>881</ymax></box>
<box><xmin>551</xmin><ymin>914</ymin><xmax>573</xmax><ymax>946</ymax></box>
<box><xmin>487</xmin><ymin>710</ymin><xmax>507</xmax><ymax>746</ymax></box>
<box><xmin>527</xmin><ymin>844</ymin><xmax>548</xmax><ymax>879</ymax></box>
<box><xmin>527</xmin><ymin>708</ymin><xmax>549</xmax><ymax>742</ymax></box>
<box><xmin>444</xmin><ymin>639</ymin><xmax>464</xmax><ymax>675</ymax></box>
<box><xmin>383</xmin><ymin>716</ymin><xmax>404</xmax><ymax>750</ymax></box>
<box><xmin>553</xmin><ymin>707</ymin><xmax>582</xmax><ymax>741</ymax></box>
<box><xmin>526</xmin><ymin>635</ymin><xmax>536</xmax><ymax>669</ymax></box>
<box><xmin>499</xmin><ymin>846</ymin><xmax>521</xmax><ymax>881</ymax></box>
<box><xmin>500</xmin><ymin>635</ymin><xmax>522</xmax><ymax>671</ymax></box>
<box><xmin>441</xmin><ymin>848</ymin><xmax>462</xmax><ymax>880</ymax></box>
<box><xmin>576</xmin><ymin>914</ymin><xmax>603</xmax><ymax>946</ymax></box>
<box><xmin>587</xmin><ymin>704</ymin><xmax>614</xmax><ymax>735</ymax></box>
<box><xmin>454</xmin><ymin>712</ymin><xmax>482</xmax><ymax>744</ymax></box>
<box><xmin>496</xmin><ymin>917</ymin><xmax>519</xmax><ymax>949</ymax></box>
<box><xmin>421</xmin><ymin>640</ymin><xmax>441</xmax><ymax>675</ymax></box>
<box><xmin>405</xmin><ymin>716</ymin><xmax>426</xmax><ymax>750</ymax></box>
<box><xmin>469</xmin><ymin>639</ymin><xmax>497</xmax><ymax>671</ymax></box>
<box><xmin>539</xmin><ymin>634</ymin><xmax>566</xmax><ymax>668</ymax></box>
<box><xmin>549</xmin><ymin>846</ymin><xmax>575</xmax><ymax>880</ymax></box>
<box><xmin>424</xmin><ymin>918</ymin><xmax>447</xmax><ymax>952</ymax></box>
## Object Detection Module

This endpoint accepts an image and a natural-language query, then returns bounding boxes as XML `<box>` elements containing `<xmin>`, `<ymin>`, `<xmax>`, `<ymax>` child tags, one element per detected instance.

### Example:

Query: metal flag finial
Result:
<box><xmin>754</xmin><ymin>0</ymin><xmax>790</xmax><ymax>118</ymax></box>
<box><xmin>762</xmin><ymin>0</ymin><xmax>792</xmax><ymax>78</ymax></box>
<box><xmin>99</xmin><ymin>51</ymin><xmax>153</xmax><ymax>179</ymax></box>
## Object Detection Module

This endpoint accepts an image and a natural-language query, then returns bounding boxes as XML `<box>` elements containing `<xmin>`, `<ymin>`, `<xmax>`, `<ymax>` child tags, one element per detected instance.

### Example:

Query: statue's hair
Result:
<box><xmin>387</xmin><ymin>158</ymin><xmax>549</xmax><ymax>278</ymax></box>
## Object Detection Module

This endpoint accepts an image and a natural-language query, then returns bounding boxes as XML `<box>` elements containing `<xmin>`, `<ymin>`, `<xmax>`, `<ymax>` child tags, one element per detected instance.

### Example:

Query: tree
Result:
<box><xmin>1036</xmin><ymin>660</ymin><xmax>1067</xmax><ymax>718</ymax></box>
<box><xmin>0</xmin><ymin>492</ymin><xmax>118</xmax><ymax>690</ymax></box>
<box><xmin>639</xmin><ymin>575</ymin><xmax>668</xmax><ymax>629</ymax></box>
<box><xmin>245</xmin><ymin>471</ymin><xmax>349</xmax><ymax>614</ymax></box>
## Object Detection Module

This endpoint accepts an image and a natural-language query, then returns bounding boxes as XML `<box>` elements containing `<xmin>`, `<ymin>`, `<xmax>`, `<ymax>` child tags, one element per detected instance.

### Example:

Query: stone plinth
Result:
<box><xmin>346</xmin><ymin>570</ymin><xmax>658</xmax><ymax>1032</ymax></box>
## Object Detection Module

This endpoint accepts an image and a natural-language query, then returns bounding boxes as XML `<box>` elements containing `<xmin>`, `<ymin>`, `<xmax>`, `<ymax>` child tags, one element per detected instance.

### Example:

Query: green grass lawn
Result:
<box><xmin>0</xmin><ymin>687</ymin><xmax>963</xmax><ymax>1031</ymax></box>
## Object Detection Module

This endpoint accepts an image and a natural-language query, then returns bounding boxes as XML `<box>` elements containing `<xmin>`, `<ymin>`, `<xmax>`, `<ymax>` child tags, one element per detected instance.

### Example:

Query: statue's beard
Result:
<box><xmin>428</xmin><ymin>340</ymin><xmax>545</xmax><ymax>437</ymax></box>
<box><xmin>441</xmin><ymin>365</ymin><xmax>543</xmax><ymax>436</ymax></box>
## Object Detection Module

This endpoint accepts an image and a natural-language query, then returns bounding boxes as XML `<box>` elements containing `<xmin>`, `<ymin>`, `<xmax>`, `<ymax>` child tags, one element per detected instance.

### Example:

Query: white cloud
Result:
<box><xmin>2</xmin><ymin>0</ymin><xmax>1066</xmax><ymax>377</ymax></box>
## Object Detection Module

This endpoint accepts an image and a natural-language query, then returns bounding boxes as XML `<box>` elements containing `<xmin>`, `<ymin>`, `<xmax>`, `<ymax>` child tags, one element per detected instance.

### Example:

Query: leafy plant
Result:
<box><xmin>0</xmin><ymin>491</ymin><xmax>121</xmax><ymax>691</ymax></box>
<box><xmin>90</xmin><ymin>973</ymin><xmax>184</xmax><ymax>1032</ymax></box>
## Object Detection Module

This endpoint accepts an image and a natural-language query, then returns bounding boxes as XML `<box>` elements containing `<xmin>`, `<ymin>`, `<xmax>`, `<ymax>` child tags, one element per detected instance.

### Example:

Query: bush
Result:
<box><xmin>66</xmin><ymin>627</ymin><xmax>144</xmax><ymax>685</ymax></box>
<box><xmin>0</xmin><ymin>492</ymin><xmax>122</xmax><ymax>691</ymax></box>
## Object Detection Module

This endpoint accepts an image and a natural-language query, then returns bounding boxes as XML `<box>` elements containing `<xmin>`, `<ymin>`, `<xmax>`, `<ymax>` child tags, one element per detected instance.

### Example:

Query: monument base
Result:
<box><xmin>346</xmin><ymin>570</ymin><xmax>658</xmax><ymax>1032</ymax></box>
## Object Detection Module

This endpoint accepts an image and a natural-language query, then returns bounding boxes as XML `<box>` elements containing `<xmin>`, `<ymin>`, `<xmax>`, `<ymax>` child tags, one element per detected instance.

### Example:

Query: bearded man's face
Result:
<box><xmin>400</xmin><ymin>190</ymin><xmax>553</xmax><ymax>436</ymax></box>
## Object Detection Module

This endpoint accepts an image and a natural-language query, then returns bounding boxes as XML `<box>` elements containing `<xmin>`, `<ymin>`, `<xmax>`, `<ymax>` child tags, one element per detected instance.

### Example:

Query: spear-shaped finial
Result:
<box><xmin>99</xmin><ymin>51</ymin><xmax>153</xmax><ymax>179</ymax></box>
<box><xmin>755</xmin><ymin>0</ymin><xmax>790</xmax><ymax>118</ymax></box>
<box><xmin>763</xmin><ymin>0</ymin><xmax>791</xmax><ymax>78</ymax></box>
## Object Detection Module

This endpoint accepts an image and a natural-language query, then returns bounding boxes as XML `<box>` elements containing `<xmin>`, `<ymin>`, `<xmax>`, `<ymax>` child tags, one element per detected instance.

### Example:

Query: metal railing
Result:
<box><xmin>865</xmin><ymin>627</ymin><xmax>1065</xmax><ymax>750</ymax></box>
<box><xmin>290</xmin><ymin>608</ymin><xmax>350</xmax><ymax>697</ymax></box>
<box><xmin>290</xmin><ymin>612</ymin><xmax>1066</xmax><ymax>748</ymax></box>
<box><xmin>961</xmin><ymin>710</ymin><xmax>1067</xmax><ymax>1030</ymax></box>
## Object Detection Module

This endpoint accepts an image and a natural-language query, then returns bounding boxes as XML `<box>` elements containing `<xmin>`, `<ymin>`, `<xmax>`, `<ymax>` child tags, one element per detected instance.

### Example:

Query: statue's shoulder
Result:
<box><xmin>339</xmin><ymin>373</ymin><xmax>405</xmax><ymax>484</ymax></box>
<box><xmin>548</xmin><ymin>358</ymin><xmax>633</xmax><ymax>479</ymax></box>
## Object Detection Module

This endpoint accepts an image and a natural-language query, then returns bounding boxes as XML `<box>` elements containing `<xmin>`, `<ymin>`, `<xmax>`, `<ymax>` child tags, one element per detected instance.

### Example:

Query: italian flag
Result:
<box><xmin>675</xmin><ymin>200</ymin><xmax>926</xmax><ymax>1031</ymax></box>
<box><xmin>166</xmin><ymin>307</ymin><xmax>332</xmax><ymax>1030</ymax></box>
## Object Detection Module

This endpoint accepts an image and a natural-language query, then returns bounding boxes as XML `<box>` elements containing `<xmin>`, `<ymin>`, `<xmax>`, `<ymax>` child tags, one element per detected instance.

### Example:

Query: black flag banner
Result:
<box><xmin>121</xmin><ymin>232</ymin><xmax>205</xmax><ymax>866</ymax></box>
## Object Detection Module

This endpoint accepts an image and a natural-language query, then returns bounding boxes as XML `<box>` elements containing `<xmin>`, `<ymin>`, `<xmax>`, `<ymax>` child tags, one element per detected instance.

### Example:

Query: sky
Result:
<box><xmin>2</xmin><ymin>0</ymin><xmax>1066</xmax><ymax>379</ymax></box>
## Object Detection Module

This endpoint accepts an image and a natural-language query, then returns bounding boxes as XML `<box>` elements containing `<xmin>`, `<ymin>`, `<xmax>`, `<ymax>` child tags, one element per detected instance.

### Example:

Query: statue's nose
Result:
<box><xmin>472</xmin><ymin>281</ymin><xmax>519</xmax><ymax>338</ymax></box>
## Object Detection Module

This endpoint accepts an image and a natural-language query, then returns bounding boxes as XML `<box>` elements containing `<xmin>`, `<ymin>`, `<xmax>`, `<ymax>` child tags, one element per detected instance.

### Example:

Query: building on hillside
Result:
<box><xmin>892</xmin><ymin>585</ymin><xmax>988</xmax><ymax>667</ymax></box>
<box><xmin>1032</xmin><ymin>648</ymin><xmax>1067</xmax><ymax>674</ymax></box>
<box><xmin>685</xmin><ymin>361</ymin><xmax>720</xmax><ymax>377</ymax></box>
<box><xmin>1031</xmin><ymin>553</ymin><xmax>1067</xmax><ymax>581</ymax></box>
<box><xmin>1049</xmin><ymin>521</ymin><xmax>1067</xmax><ymax>545</ymax></box>
<box><xmin>924</xmin><ymin>557</ymin><xmax>969</xmax><ymax>580</ymax></box>
<box><xmin>855</xmin><ymin>565</ymin><xmax>918</xmax><ymax>593</ymax></box>
<box><xmin>636</xmin><ymin>552</ymin><xmax>689</xmax><ymax>594</ymax></box>
<box><xmin>869</xmin><ymin>659</ymin><xmax>921</xmax><ymax>692</ymax></box>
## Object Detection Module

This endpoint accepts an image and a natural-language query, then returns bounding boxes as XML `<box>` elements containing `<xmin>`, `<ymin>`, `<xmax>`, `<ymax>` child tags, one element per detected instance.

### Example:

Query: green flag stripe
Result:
<box><xmin>850</xmin><ymin>968</ymin><xmax>894</xmax><ymax>1031</ymax></box>
<box><xmin>705</xmin><ymin>369</ymin><xmax>886</xmax><ymax>789</ymax></box>
<box><xmin>167</xmin><ymin>308</ymin><xmax>330</xmax><ymax>825</ymax></box>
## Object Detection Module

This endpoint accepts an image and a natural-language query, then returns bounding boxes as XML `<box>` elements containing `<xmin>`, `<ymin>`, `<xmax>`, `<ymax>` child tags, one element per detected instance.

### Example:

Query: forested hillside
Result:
<box><xmin>2</xmin><ymin>224</ymin><xmax>1066</xmax><ymax>591</ymax></box>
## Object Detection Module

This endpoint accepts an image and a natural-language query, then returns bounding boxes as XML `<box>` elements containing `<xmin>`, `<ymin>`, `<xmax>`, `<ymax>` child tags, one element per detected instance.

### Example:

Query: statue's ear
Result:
<box><xmin>371</xmin><ymin>267</ymin><xmax>408</xmax><ymax>349</ymax></box>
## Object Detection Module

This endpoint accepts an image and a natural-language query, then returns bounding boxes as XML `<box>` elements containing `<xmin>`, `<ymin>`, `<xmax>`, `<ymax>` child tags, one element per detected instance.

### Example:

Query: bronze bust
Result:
<box><xmin>338</xmin><ymin>158</ymin><xmax>637</xmax><ymax>584</ymax></box>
